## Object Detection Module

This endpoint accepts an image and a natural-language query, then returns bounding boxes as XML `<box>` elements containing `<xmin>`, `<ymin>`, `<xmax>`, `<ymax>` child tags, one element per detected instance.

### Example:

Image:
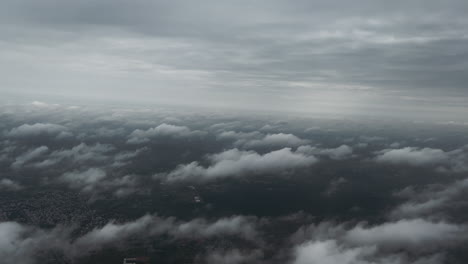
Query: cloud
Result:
<box><xmin>59</xmin><ymin>168</ymin><xmax>107</xmax><ymax>192</ymax></box>
<box><xmin>0</xmin><ymin>214</ymin><xmax>260</xmax><ymax>263</ymax></box>
<box><xmin>2</xmin><ymin>0</ymin><xmax>468</xmax><ymax>117</ymax></box>
<box><xmin>290</xmin><ymin>218</ymin><xmax>466</xmax><ymax>264</ymax></box>
<box><xmin>217</xmin><ymin>130</ymin><xmax>263</xmax><ymax>143</ymax></box>
<box><xmin>319</xmin><ymin>145</ymin><xmax>354</xmax><ymax>160</ymax></box>
<box><xmin>295</xmin><ymin>218</ymin><xmax>468</xmax><ymax>252</ymax></box>
<box><xmin>2</xmin><ymin>0</ymin><xmax>468</xmax><ymax>118</ymax></box>
<box><xmin>292</xmin><ymin>239</ymin><xmax>444</xmax><ymax>264</ymax></box>
<box><xmin>127</xmin><ymin>123</ymin><xmax>205</xmax><ymax>144</ymax></box>
<box><xmin>33</xmin><ymin>143</ymin><xmax>114</xmax><ymax>168</ymax></box>
<box><xmin>102</xmin><ymin>174</ymin><xmax>139</xmax><ymax>197</ymax></box>
<box><xmin>323</xmin><ymin>177</ymin><xmax>347</xmax><ymax>196</ymax></box>
<box><xmin>6</xmin><ymin>123</ymin><xmax>70</xmax><ymax>139</ymax></box>
<box><xmin>344</xmin><ymin>219</ymin><xmax>467</xmax><ymax>252</ymax></box>
<box><xmin>158</xmin><ymin>148</ymin><xmax>317</xmax><ymax>182</ymax></box>
<box><xmin>0</xmin><ymin>178</ymin><xmax>23</xmax><ymax>191</ymax></box>
<box><xmin>243</xmin><ymin>133</ymin><xmax>310</xmax><ymax>148</ymax></box>
<box><xmin>11</xmin><ymin>145</ymin><xmax>49</xmax><ymax>168</ymax></box>
<box><xmin>53</xmin><ymin>143</ymin><xmax>114</xmax><ymax>162</ymax></box>
<box><xmin>297</xmin><ymin>145</ymin><xmax>353</xmax><ymax>160</ymax></box>
<box><xmin>0</xmin><ymin>221</ymin><xmax>70</xmax><ymax>264</ymax></box>
<box><xmin>74</xmin><ymin>215</ymin><xmax>258</xmax><ymax>252</ymax></box>
<box><xmin>445</xmin><ymin>145</ymin><xmax>468</xmax><ymax>172</ymax></box>
<box><xmin>72</xmin><ymin>214</ymin><xmax>159</xmax><ymax>253</ymax></box>
<box><xmin>202</xmin><ymin>249</ymin><xmax>263</xmax><ymax>264</ymax></box>
<box><xmin>58</xmin><ymin>167</ymin><xmax>141</xmax><ymax>197</ymax></box>
<box><xmin>375</xmin><ymin>147</ymin><xmax>449</xmax><ymax>166</ymax></box>
<box><xmin>390</xmin><ymin>177</ymin><xmax>468</xmax><ymax>219</ymax></box>
<box><xmin>2</xmin><ymin>102</ymin><xmax>468</xmax><ymax>263</ymax></box>
<box><xmin>218</xmin><ymin>131</ymin><xmax>309</xmax><ymax>149</ymax></box>
<box><xmin>293</xmin><ymin>240</ymin><xmax>376</xmax><ymax>264</ymax></box>
<box><xmin>30</xmin><ymin>101</ymin><xmax>60</xmax><ymax>109</ymax></box>
<box><xmin>111</xmin><ymin>147</ymin><xmax>147</xmax><ymax>167</ymax></box>
<box><xmin>375</xmin><ymin>146</ymin><xmax>468</xmax><ymax>172</ymax></box>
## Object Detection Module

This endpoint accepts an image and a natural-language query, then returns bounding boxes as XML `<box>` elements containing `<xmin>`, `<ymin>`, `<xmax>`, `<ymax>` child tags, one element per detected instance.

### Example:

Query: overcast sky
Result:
<box><xmin>1</xmin><ymin>0</ymin><xmax>467</xmax><ymax>119</ymax></box>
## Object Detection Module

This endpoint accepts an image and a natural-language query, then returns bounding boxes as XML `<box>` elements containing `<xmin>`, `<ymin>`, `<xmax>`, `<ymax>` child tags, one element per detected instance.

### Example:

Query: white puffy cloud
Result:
<box><xmin>6</xmin><ymin>123</ymin><xmax>70</xmax><ymax>139</ymax></box>
<box><xmin>171</xmin><ymin>215</ymin><xmax>258</xmax><ymax>241</ymax></box>
<box><xmin>31</xmin><ymin>101</ymin><xmax>51</xmax><ymax>107</ymax></box>
<box><xmin>11</xmin><ymin>146</ymin><xmax>49</xmax><ymax>168</ymax></box>
<box><xmin>293</xmin><ymin>240</ymin><xmax>375</xmax><ymax>264</ymax></box>
<box><xmin>111</xmin><ymin>147</ymin><xmax>147</xmax><ymax>167</ymax></box>
<box><xmin>59</xmin><ymin>168</ymin><xmax>107</xmax><ymax>192</ymax></box>
<box><xmin>0</xmin><ymin>214</ymin><xmax>259</xmax><ymax>263</ymax></box>
<box><xmin>40</xmin><ymin>143</ymin><xmax>113</xmax><ymax>167</ymax></box>
<box><xmin>296</xmin><ymin>218</ymin><xmax>468</xmax><ymax>253</ymax></box>
<box><xmin>445</xmin><ymin>145</ymin><xmax>468</xmax><ymax>173</ymax></box>
<box><xmin>52</xmin><ymin>143</ymin><xmax>114</xmax><ymax>163</ymax></box>
<box><xmin>320</xmin><ymin>145</ymin><xmax>353</xmax><ymax>160</ymax></box>
<box><xmin>390</xmin><ymin>177</ymin><xmax>468</xmax><ymax>219</ymax></box>
<box><xmin>375</xmin><ymin>146</ymin><xmax>468</xmax><ymax>172</ymax></box>
<box><xmin>0</xmin><ymin>221</ymin><xmax>70</xmax><ymax>264</ymax></box>
<box><xmin>30</xmin><ymin>101</ymin><xmax>60</xmax><ymax>109</ymax></box>
<box><xmin>243</xmin><ymin>133</ymin><xmax>310</xmax><ymax>148</ymax></box>
<box><xmin>219</xmin><ymin>131</ymin><xmax>310</xmax><ymax>149</ymax></box>
<box><xmin>74</xmin><ymin>214</ymin><xmax>258</xmax><ymax>254</ymax></box>
<box><xmin>0</xmin><ymin>140</ymin><xmax>16</xmax><ymax>155</ymax></box>
<box><xmin>59</xmin><ymin>167</ymin><xmax>142</xmax><ymax>198</ymax></box>
<box><xmin>297</xmin><ymin>145</ymin><xmax>353</xmax><ymax>160</ymax></box>
<box><xmin>159</xmin><ymin>148</ymin><xmax>317</xmax><ymax>182</ymax></box>
<box><xmin>290</xmin><ymin>218</ymin><xmax>465</xmax><ymax>264</ymax></box>
<box><xmin>103</xmin><ymin>174</ymin><xmax>139</xmax><ymax>197</ymax></box>
<box><xmin>375</xmin><ymin>147</ymin><xmax>449</xmax><ymax>166</ymax></box>
<box><xmin>127</xmin><ymin>123</ymin><xmax>205</xmax><ymax>144</ymax></box>
<box><xmin>293</xmin><ymin>239</ymin><xmax>444</xmax><ymax>264</ymax></box>
<box><xmin>217</xmin><ymin>130</ymin><xmax>263</xmax><ymax>143</ymax></box>
<box><xmin>344</xmin><ymin>219</ymin><xmax>467</xmax><ymax>251</ymax></box>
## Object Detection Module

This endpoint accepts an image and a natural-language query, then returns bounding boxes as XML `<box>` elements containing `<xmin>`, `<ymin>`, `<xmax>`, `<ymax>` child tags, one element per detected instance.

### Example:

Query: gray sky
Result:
<box><xmin>1</xmin><ymin>0</ymin><xmax>467</xmax><ymax>119</ymax></box>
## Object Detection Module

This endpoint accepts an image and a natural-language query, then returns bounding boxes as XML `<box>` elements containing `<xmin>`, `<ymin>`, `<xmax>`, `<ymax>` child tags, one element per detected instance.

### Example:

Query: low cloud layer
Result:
<box><xmin>1</xmin><ymin>103</ymin><xmax>468</xmax><ymax>263</ymax></box>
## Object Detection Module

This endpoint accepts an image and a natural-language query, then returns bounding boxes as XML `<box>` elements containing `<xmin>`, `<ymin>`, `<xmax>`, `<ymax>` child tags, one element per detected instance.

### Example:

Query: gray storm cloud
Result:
<box><xmin>0</xmin><ymin>0</ymin><xmax>467</xmax><ymax>119</ymax></box>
